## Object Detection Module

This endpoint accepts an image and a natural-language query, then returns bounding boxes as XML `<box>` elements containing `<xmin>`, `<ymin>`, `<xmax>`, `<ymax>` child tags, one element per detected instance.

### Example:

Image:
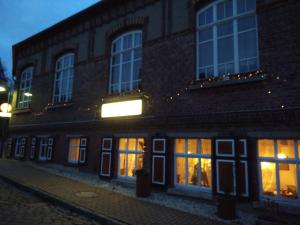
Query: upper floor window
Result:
<box><xmin>197</xmin><ymin>0</ymin><xmax>258</xmax><ymax>79</ymax></box>
<box><xmin>53</xmin><ymin>53</ymin><xmax>74</xmax><ymax>103</ymax></box>
<box><xmin>110</xmin><ymin>31</ymin><xmax>142</xmax><ymax>93</ymax></box>
<box><xmin>18</xmin><ymin>67</ymin><xmax>33</xmax><ymax>109</ymax></box>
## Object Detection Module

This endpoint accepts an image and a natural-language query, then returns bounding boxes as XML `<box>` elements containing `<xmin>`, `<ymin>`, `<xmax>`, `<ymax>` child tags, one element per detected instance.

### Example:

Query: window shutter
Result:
<box><xmin>79</xmin><ymin>138</ymin><xmax>87</xmax><ymax>163</ymax></box>
<box><xmin>20</xmin><ymin>137</ymin><xmax>27</xmax><ymax>159</ymax></box>
<box><xmin>100</xmin><ymin>138</ymin><xmax>113</xmax><ymax>177</ymax></box>
<box><xmin>151</xmin><ymin>138</ymin><xmax>167</xmax><ymax>185</ymax></box>
<box><xmin>46</xmin><ymin>137</ymin><xmax>54</xmax><ymax>161</ymax></box>
<box><xmin>6</xmin><ymin>138</ymin><xmax>13</xmax><ymax>158</ymax></box>
<box><xmin>30</xmin><ymin>137</ymin><xmax>37</xmax><ymax>160</ymax></box>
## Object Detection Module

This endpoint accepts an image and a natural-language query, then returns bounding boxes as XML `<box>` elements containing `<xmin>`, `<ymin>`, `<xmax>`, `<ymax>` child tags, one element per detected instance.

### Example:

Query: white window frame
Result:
<box><xmin>14</xmin><ymin>137</ymin><xmax>22</xmax><ymax>158</ymax></box>
<box><xmin>216</xmin><ymin>159</ymin><xmax>237</xmax><ymax>195</ymax></box>
<box><xmin>53</xmin><ymin>53</ymin><xmax>74</xmax><ymax>104</ymax></box>
<box><xmin>100</xmin><ymin>152</ymin><xmax>112</xmax><ymax>177</ymax></box>
<box><xmin>39</xmin><ymin>137</ymin><xmax>48</xmax><ymax>161</ymax></box>
<box><xmin>152</xmin><ymin>155</ymin><xmax>166</xmax><ymax>185</ymax></box>
<box><xmin>109</xmin><ymin>30</ymin><xmax>142</xmax><ymax>93</ymax></box>
<box><xmin>174</xmin><ymin>138</ymin><xmax>212</xmax><ymax>190</ymax></box>
<box><xmin>196</xmin><ymin>0</ymin><xmax>259</xmax><ymax>79</ymax></box>
<box><xmin>216</xmin><ymin>139</ymin><xmax>235</xmax><ymax>157</ymax></box>
<box><xmin>18</xmin><ymin>67</ymin><xmax>33</xmax><ymax>109</ymax></box>
<box><xmin>153</xmin><ymin>138</ymin><xmax>166</xmax><ymax>154</ymax></box>
<box><xmin>258</xmin><ymin>139</ymin><xmax>300</xmax><ymax>205</ymax></box>
<box><xmin>118</xmin><ymin>137</ymin><xmax>144</xmax><ymax>179</ymax></box>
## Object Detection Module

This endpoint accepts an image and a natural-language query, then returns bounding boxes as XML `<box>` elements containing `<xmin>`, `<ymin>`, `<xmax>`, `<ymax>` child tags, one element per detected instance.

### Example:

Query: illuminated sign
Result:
<box><xmin>0</xmin><ymin>103</ymin><xmax>12</xmax><ymax>118</ymax></box>
<box><xmin>101</xmin><ymin>99</ymin><xmax>142</xmax><ymax>118</ymax></box>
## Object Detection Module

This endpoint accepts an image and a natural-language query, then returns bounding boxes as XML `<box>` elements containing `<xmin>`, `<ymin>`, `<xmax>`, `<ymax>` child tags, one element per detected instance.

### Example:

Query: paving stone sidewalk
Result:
<box><xmin>0</xmin><ymin>159</ymin><xmax>225</xmax><ymax>225</ymax></box>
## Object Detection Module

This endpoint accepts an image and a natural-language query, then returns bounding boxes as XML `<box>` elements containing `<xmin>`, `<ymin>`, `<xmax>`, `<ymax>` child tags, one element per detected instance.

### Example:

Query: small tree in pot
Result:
<box><xmin>135</xmin><ymin>168</ymin><xmax>150</xmax><ymax>197</ymax></box>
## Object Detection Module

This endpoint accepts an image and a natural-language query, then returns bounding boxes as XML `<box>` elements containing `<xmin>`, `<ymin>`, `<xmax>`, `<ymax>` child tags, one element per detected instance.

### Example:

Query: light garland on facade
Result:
<box><xmin>27</xmin><ymin>69</ymin><xmax>293</xmax><ymax>118</ymax></box>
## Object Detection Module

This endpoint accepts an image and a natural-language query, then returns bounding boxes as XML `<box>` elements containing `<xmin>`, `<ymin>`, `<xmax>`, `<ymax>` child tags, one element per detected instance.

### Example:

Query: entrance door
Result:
<box><xmin>214</xmin><ymin>138</ymin><xmax>249</xmax><ymax>198</ymax></box>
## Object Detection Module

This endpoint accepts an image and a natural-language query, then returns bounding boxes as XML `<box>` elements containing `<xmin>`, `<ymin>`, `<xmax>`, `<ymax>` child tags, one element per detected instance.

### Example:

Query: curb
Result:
<box><xmin>0</xmin><ymin>174</ymin><xmax>130</xmax><ymax>225</ymax></box>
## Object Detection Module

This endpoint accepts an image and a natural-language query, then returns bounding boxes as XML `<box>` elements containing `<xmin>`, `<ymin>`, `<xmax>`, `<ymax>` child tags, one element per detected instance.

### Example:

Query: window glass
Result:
<box><xmin>175</xmin><ymin>138</ymin><xmax>212</xmax><ymax>188</ymax></box>
<box><xmin>127</xmin><ymin>154</ymin><xmax>136</xmax><ymax>177</ymax></box>
<box><xmin>197</xmin><ymin>0</ymin><xmax>258</xmax><ymax>78</ymax></box>
<box><xmin>279</xmin><ymin>164</ymin><xmax>298</xmax><ymax>199</ymax></box>
<box><xmin>277</xmin><ymin>140</ymin><xmax>295</xmax><ymax>159</ymax></box>
<box><xmin>200</xmin><ymin>139</ymin><xmax>212</xmax><ymax>155</ymax></box>
<box><xmin>128</xmin><ymin>138</ymin><xmax>136</xmax><ymax>151</ymax></box>
<box><xmin>176</xmin><ymin>139</ymin><xmax>185</xmax><ymax>153</ymax></box>
<box><xmin>18</xmin><ymin>67</ymin><xmax>33</xmax><ymax>109</ymax></box>
<box><xmin>119</xmin><ymin>153</ymin><xmax>127</xmax><ymax>176</ymax></box>
<box><xmin>110</xmin><ymin>31</ymin><xmax>142</xmax><ymax>93</ymax></box>
<box><xmin>119</xmin><ymin>138</ymin><xmax>127</xmax><ymax>150</ymax></box>
<box><xmin>118</xmin><ymin>138</ymin><xmax>143</xmax><ymax>178</ymax></box>
<box><xmin>187</xmin><ymin>139</ymin><xmax>197</xmax><ymax>154</ymax></box>
<box><xmin>217</xmin><ymin>0</ymin><xmax>233</xmax><ymax>20</ymax></box>
<box><xmin>176</xmin><ymin>157</ymin><xmax>186</xmax><ymax>184</ymax></box>
<box><xmin>258</xmin><ymin>139</ymin><xmax>275</xmax><ymax>157</ymax></box>
<box><xmin>53</xmin><ymin>53</ymin><xmax>74</xmax><ymax>103</ymax></box>
<box><xmin>261</xmin><ymin>162</ymin><xmax>277</xmax><ymax>196</ymax></box>
<box><xmin>188</xmin><ymin>158</ymin><xmax>199</xmax><ymax>185</ymax></box>
<box><xmin>137</xmin><ymin>138</ymin><xmax>144</xmax><ymax>151</ymax></box>
<box><xmin>68</xmin><ymin>138</ymin><xmax>80</xmax><ymax>163</ymax></box>
<box><xmin>298</xmin><ymin>141</ymin><xmax>300</xmax><ymax>158</ymax></box>
<box><xmin>237</xmin><ymin>0</ymin><xmax>256</xmax><ymax>14</ymax></box>
<box><xmin>201</xmin><ymin>158</ymin><xmax>212</xmax><ymax>187</ymax></box>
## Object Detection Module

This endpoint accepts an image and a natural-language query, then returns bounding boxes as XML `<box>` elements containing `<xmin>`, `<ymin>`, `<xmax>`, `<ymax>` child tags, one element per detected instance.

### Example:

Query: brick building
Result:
<box><xmin>6</xmin><ymin>0</ymin><xmax>300</xmax><ymax>211</ymax></box>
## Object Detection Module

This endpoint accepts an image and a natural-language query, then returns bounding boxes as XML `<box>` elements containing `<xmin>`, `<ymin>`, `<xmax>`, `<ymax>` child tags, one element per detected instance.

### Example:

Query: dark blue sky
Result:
<box><xmin>0</xmin><ymin>0</ymin><xmax>100</xmax><ymax>77</ymax></box>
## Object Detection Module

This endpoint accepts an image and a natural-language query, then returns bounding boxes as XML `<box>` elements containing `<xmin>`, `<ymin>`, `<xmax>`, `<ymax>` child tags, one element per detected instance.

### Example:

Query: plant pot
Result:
<box><xmin>136</xmin><ymin>172</ymin><xmax>150</xmax><ymax>197</ymax></box>
<box><xmin>216</xmin><ymin>195</ymin><xmax>236</xmax><ymax>220</ymax></box>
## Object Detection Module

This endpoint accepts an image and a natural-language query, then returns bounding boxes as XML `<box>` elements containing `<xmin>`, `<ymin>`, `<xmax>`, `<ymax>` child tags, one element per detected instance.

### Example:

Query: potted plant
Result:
<box><xmin>216</xmin><ymin>180</ymin><xmax>236</xmax><ymax>220</ymax></box>
<box><xmin>135</xmin><ymin>168</ymin><xmax>150</xmax><ymax>197</ymax></box>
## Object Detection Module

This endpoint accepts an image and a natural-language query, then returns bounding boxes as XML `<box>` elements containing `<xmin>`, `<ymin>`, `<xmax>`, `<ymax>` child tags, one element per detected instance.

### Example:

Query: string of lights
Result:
<box><xmin>30</xmin><ymin>69</ymin><xmax>290</xmax><ymax>117</ymax></box>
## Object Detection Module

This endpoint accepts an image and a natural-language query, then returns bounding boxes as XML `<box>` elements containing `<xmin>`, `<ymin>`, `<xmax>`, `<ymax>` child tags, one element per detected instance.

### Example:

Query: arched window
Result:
<box><xmin>110</xmin><ymin>31</ymin><xmax>142</xmax><ymax>93</ymax></box>
<box><xmin>196</xmin><ymin>0</ymin><xmax>258</xmax><ymax>79</ymax></box>
<box><xmin>18</xmin><ymin>67</ymin><xmax>33</xmax><ymax>109</ymax></box>
<box><xmin>53</xmin><ymin>53</ymin><xmax>74</xmax><ymax>103</ymax></box>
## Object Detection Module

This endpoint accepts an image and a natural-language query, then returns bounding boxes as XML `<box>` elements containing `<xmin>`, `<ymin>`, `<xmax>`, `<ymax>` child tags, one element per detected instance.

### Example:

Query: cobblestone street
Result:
<box><xmin>0</xmin><ymin>179</ymin><xmax>99</xmax><ymax>225</ymax></box>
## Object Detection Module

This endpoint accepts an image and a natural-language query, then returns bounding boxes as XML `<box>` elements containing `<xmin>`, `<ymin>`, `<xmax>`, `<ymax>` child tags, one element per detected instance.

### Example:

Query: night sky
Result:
<box><xmin>0</xmin><ymin>0</ymin><xmax>100</xmax><ymax>77</ymax></box>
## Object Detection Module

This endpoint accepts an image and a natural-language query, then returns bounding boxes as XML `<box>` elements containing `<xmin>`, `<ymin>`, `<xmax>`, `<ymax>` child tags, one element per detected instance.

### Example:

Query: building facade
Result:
<box><xmin>6</xmin><ymin>0</ymin><xmax>300</xmax><ymax>211</ymax></box>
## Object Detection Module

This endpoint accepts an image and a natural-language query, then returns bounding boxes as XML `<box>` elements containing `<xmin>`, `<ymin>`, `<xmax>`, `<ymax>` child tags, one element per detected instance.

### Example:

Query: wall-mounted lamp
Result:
<box><xmin>0</xmin><ymin>103</ymin><xmax>12</xmax><ymax>118</ymax></box>
<box><xmin>0</xmin><ymin>86</ymin><xmax>6</xmax><ymax>92</ymax></box>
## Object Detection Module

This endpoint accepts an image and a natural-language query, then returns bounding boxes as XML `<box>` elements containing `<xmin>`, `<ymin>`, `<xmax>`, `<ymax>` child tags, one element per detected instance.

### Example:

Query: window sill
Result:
<box><xmin>189</xmin><ymin>72</ymin><xmax>268</xmax><ymax>90</ymax></box>
<box><xmin>13</xmin><ymin>108</ymin><xmax>32</xmax><ymax>115</ymax></box>
<box><xmin>46</xmin><ymin>102</ymin><xmax>73</xmax><ymax>111</ymax></box>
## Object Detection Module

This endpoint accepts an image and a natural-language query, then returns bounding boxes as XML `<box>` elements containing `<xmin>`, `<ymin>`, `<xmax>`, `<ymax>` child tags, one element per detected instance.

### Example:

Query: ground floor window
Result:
<box><xmin>175</xmin><ymin>138</ymin><xmax>212</xmax><ymax>188</ymax></box>
<box><xmin>258</xmin><ymin>139</ymin><xmax>299</xmax><ymax>200</ymax></box>
<box><xmin>39</xmin><ymin>138</ymin><xmax>48</xmax><ymax>161</ymax></box>
<box><xmin>119</xmin><ymin>138</ymin><xmax>144</xmax><ymax>178</ymax></box>
<box><xmin>68</xmin><ymin>138</ymin><xmax>80</xmax><ymax>163</ymax></box>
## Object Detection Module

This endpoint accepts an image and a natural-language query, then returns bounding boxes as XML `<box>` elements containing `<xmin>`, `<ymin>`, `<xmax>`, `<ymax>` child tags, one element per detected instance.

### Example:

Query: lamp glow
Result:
<box><xmin>0</xmin><ymin>103</ymin><xmax>12</xmax><ymax>118</ymax></box>
<box><xmin>261</xmin><ymin>162</ymin><xmax>271</xmax><ymax>169</ymax></box>
<box><xmin>277</xmin><ymin>153</ymin><xmax>287</xmax><ymax>159</ymax></box>
<box><xmin>0</xmin><ymin>86</ymin><xmax>6</xmax><ymax>92</ymax></box>
<box><xmin>101</xmin><ymin>99</ymin><xmax>142</xmax><ymax>118</ymax></box>
<box><xmin>24</xmin><ymin>92</ymin><xmax>32</xmax><ymax>97</ymax></box>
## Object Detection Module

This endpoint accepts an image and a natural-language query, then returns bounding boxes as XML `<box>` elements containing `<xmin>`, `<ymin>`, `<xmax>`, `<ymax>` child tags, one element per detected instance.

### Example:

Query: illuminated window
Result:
<box><xmin>175</xmin><ymin>138</ymin><xmax>212</xmax><ymax>188</ymax></box>
<box><xmin>39</xmin><ymin>138</ymin><xmax>48</xmax><ymax>161</ymax></box>
<box><xmin>196</xmin><ymin>0</ymin><xmax>258</xmax><ymax>79</ymax></box>
<box><xmin>18</xmin><ymin>67</ymin><xmax>33</xmax><ymax>109</ymax></box>
<box><xmin>68</xmin><ymin>138</ymin><xmax>80</xmax><ymax>163</ymax></box>
<box><xmin>258</xmin><ymin>139</ymin><xmax>299</xmax><ymax>200</ymax></box>
<box><xmin>53</xmin><ymin>53</ymin><xmax>74</xmax><ymax>103</ymax></box>
<box><xmin>110</xmin><ymin>31</ymin><xmax>142</xmax><ymax>93</ymax></box>
<box><xmin>119</xmin><ymin>138</ymin><xmax>144</xmax><ymax>178</ymax></box>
